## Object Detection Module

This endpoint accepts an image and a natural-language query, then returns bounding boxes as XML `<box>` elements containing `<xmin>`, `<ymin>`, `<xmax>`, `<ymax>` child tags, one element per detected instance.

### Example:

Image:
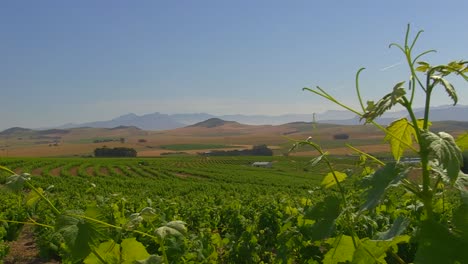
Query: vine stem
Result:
<box><xmin>303</xmin><ymin>87</ymin><xmax>418</xmax><ymax>153</ymax></box>
<box><xmin>25</xmin><ymin>181</ymin><xmax>61</xmax><ymax>216</ymax></box>
<box><xmin>0</xmin><ymin>219</ymin><xmax>54</xmax><ymax>229</ymax></box>
<box><xmin>345</xmin><ymin>144</ymin><xmax>385</xmax><ymax>166</ymax></box>
<box><xmin>68</xmin><ymin>214</ymin><xmax>159</xmax><ymax>241</ymax></box>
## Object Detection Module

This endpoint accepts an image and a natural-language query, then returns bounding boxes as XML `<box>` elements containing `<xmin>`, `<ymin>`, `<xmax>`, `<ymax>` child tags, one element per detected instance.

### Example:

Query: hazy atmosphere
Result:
<box><xmin>1</xmin><ymin>0</ymin><xmax>467</xmax><ymax>130</ymax></box>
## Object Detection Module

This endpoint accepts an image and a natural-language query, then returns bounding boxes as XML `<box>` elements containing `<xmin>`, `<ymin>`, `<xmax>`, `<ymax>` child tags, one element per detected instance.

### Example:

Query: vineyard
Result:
<box><xmin>0</xmin><ymin>156</ymin><xmax>341</xmax><ymax>263</ymax></box>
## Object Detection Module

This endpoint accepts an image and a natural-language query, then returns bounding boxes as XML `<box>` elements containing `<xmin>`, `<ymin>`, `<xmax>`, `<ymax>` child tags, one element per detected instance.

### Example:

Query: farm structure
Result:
<box><xmin>251</xmin><ymin>161</ymin><xmax>273</xmax><ymax>168</ymax></box>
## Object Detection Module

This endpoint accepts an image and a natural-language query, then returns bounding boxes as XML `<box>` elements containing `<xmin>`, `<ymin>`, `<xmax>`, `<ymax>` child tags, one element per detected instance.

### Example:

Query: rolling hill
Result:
<box><xmin>1</xmin><ymin>117</ymin><xmax>466</xmax><ymax>158</ymax></box>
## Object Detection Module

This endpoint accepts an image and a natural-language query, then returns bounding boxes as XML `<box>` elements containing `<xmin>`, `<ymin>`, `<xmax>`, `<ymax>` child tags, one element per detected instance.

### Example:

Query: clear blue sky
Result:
<box><xmin>1</xmin><ymin>0</ymin><xmax>467</xmax><ymax>129</ymax></box>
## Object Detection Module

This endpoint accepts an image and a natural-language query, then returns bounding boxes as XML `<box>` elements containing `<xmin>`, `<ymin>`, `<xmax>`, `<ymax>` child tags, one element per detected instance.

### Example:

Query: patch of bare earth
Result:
<box><xmin>69</xmin><ymin>167</ymin><xmax>78</xmax><ymax>176</ymax></box>
<box><xmin>49</xmin><ymin>167</ymin><xmax>62</xmax><ymax>177</ymax></box>
<box><xmin>3</xmin><ymin>226</ymin><xmax>60</xmax><ymax>264</ymax></box>
<box><xmin>31</xmin><ymin>168</ymin><xmax>43</xmax><ymax>177</ymax></box>
<box><xmin>113</xmin><ymin>167</ymin><xmax>124</xmax><ymax>175</ymax></box>
<box><xmin>173</xmin><ymin>172</ymin><xmax>204</xmax><ymax>180</ymax></box>
<box><xmin>14</xmin><ymin>168</ymin><xmax>22</xmax><ymax>174</ymax></box>
<box><xmin>99</xmin><ymin>167</ymin><xmax>109</xmax><ymax>176</ymax></box>
<box><xmin>85</xmin><ymin>166</ymin><xmax>95</xmax><ymax>176</ymax></box>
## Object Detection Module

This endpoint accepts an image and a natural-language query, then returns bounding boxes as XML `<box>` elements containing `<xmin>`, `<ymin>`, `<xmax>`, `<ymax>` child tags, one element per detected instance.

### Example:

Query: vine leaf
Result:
<box><xmin>416</xmin><ymin>61</ymin><xmax>430</xmax><ymax>72</ymax></box>
<box><xmin>321</xmin><ymin>171</ymin><xmax>347</xmax><ymax>188</ymax></box>
<box><xmin>455</xmin><ymin>172</ymin><xmax>468</xmax><ymax>204</ymax></box>
<box><xmin>323</xmin><ymin>235</ymin><xmax>355</xmax><ymax>264</ymax></box>
<box><xmin>84</xmin><ymin>240</ymin><xmax>120</xmax><ymax>264</ymax></box>
<box><xmin>155</xmin><ymin>221</ymin><xmax>187</xmax><ymax>240</ymax></box>
<box><xmin>136</xmin><ymin>255</ymin><xmax>164</xmax><ymax>264</ymax></box>
<box><xmin>303</xmin><ymin>195</ymin><xmax>341</xmax><ymax>241</ymax></box>
<box><xmin>6</xmin><ymin>173</ymin><xmax>31</xmax><ymax>192</ymax></box>
<box><xmin>55</xmin><ymin>210</ymin><xmax>107</xmax><ymax>261</ymax></box>
<box><xmin>25</xmin><ymin>187</ymin><xmax>44</xmax><ymax>208</ymax></box>
<box><xmin>384</xmin><ymin>118</ymin><xmax>425</xmax><ymax>161</ymax></box>
<box><xmin>84</xmin><ymin>238</ymin><xmax>150</xmax><ymax>264</ymax></box>
<box><xmin>431</xmin><ymin>75</ymin><xmax>458</xmax><ymax>105</ymax></box>
<box><xmin>455</xmin><ymin>132</ymin><xmax>468</xmax><ymax>151</ymax></box>
<box><xmin>353</xmin><ymin>235</ymin><xmax>410</xmax><ymax>263</ymax></box>
<box><xmin>360</xmin><ymin>163</ymin><xmax>407</xmax><ymax>211</ymax></box>
<box><xmin>308</xmin><ymin>153</ymin><xmax>327</xmax><ymax>167</ymax></box>
<box><xmin>422</xmin><ymin>131</ymin><xmax>463</xmax><ymax>183</ymax></box>
<box><xmin>121</xmin><ymin>238</ymin><xmax>151</xmax><ymax>263</ymax></box>
<box><xmin>362</xmin><ymin>81</ymin><xmax>406</xmax><ymax>123</ymax></box>
<box><xmin>374</xmin><ymin>216</ymin><xmax>410</xmax><ymax>240</ymax></box>
<box><xmin>415</xmin><ymin>220</ymin><xmax>468</xmax><ymax>264</ymax></box>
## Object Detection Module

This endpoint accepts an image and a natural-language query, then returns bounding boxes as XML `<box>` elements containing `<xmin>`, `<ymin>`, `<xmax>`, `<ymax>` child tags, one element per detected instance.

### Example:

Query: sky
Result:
<box><xmin>1</xmin><ymin>0</ymin><xmax>467</xmax><ymax>130</ymax></box>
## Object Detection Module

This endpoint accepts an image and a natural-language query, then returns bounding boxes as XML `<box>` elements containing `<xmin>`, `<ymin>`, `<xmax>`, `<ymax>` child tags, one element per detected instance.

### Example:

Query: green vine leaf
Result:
<box><xmin>55</xmin><ymin>210</ymin><xmax>107</xmax><ymax>261</ymax></box>
<box><xmin>121</xmin><ymin>238</ymin><xmax>151</xmax><ymax>264</ymax></box>
<box><xmin>136</xmin><ymin>255</ymin><xmax>164</xmax><ymax>264</ymax></box>
<box><xmin>422</xmin><ymin>131</ymin><xmax>463</xmax><ymax>183</ymax></box>
<box><xmin>374</xmin><ymin>216</ymin><xmax>410</xmax><ymax>240</ymax></box>
<box><xmin>384</xmin><ymin>118</ymin><xmax>425</xmax><ymax>161</ymax></box>
<box><xmin>353</xmin><ymin>235</ymin><xmax>410</xmax><ymax>263</ymax></box>
<box><xmin>455</xmin><ymin>172</ymin><xmax>468</xmax><ymax>204</ymax></box>
<box><xmin>155</xmin><ymin>220</ymin><xmax>187</xmax><ymax>240</ymax></box>
<box><xmin>84</xmin><ymin>238</ymin><xmax>151</xmax><ymax>264</ymax></box>
<box><xmin>323</xmin><ymin>235</ymin><xmax>355</xmax><ymax>264</ymax></box>
<box><xmin>415</xmin><ymin>220</ymin><xmax>468</xmax><ymax>264</ymax></box>
<box><xmin>6</xmin><ymin>173</ymin><xmax>31</xmax><ymax>192</ymax></box>
<box><xmin>360</xmin><ymin>163</ymin><xmax>407</xmax><ymax>211</ymax></box>
<box><xmin>430</xmin><ymin>75</ymin><xmax>458</xmax><ymax>105</ymax></box>
<box><xmin>362</xmin><ymin>81</ymin><xmax>406</xmax><ymax>123</ymax></box>
<box><xmin>416</xmin><ymin>61</ymin><xmax>430</xmax><ymax>72</ymax></box>
<box><xmin>25</xmin><ymin>187</ymin><xmax>44</xmax><ymax>208</ymax></box>
<box><xmin>321</xmin><ymin>171</ymin><xmax>347</xmax><ymax>188</ymax></box>
<box><xmin>303</xmin><ymin>195</ymin><xmax>341</xmax><ymax>241</ymax></box>
<box><xmin>84</xmin><ymin>240</ymin><xmax>120</xmax><ymax>264</ymax></box>
<box><xmin>308</xmin><ymin>153</ymin><xmax>327</xmax><ymax>167</ymax></box>
<box><xmin>455</xmin><ymin>132</ymin><xmax>468</xmax><ymax>151</ymax></box>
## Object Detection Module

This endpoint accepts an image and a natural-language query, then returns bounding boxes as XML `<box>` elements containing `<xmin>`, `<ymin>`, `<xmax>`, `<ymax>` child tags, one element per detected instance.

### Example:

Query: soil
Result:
<box><xmin>48</xmin><ymin>167</ymin><xmax>62</xmax><ymax>177</ymax></box>
<box><xmin>3</xmin><ymin>226</ymin><xmax>60</xmax><ymax>264</ymax></box>
<box><xmin>85</xmin><ymin>166</ymin><xmax>95</xmax><ymax>176</ymax></box>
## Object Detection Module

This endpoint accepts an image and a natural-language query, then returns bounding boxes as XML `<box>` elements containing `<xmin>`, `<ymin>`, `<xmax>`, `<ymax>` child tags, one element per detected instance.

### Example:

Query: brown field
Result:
<box><xmin>1</xmin><ymin>121</ymin><xmax>466</xmax><ymax>157</ymax></box>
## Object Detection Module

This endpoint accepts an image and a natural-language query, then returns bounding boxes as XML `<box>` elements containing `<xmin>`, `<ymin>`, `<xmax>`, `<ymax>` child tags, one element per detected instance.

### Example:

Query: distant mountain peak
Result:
<box><xmin>0</xmin><ymin>127</ymin><xmax>33</xmax><ymax>135</ymax></box>
<box><xmin>189</xmin><ymin>118</ymin><xmax>238</xmax><ymax>128</ymax></box>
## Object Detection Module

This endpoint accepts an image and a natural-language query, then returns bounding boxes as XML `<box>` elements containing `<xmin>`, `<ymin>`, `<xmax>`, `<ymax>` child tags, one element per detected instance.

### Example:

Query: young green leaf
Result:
<box><xmin>362</xmin><ymin>81</ymin><xmax>406</xmax><ymax>122</ymax></box>
<box><xmin>384</xmin><ymin>118</ymin><xmax>425</xmax><ymax>161</ymax></box>
<box><xmin>323</xmin><ymin>235</ymin><xmax>355</xmax><ymax>264</ymax></box>
<box><xmin>430</xmin><ymin>75</ymin><xmax>458</xmax><ymax>105</ymax></box>
<box><xmin>353</xmin><ymin>235</ymin><xmax>410</xmax><ymax>264</ymax></box>
<box><xmin>121</xmin><ymin>238</ymin><xmax>151</xmax><ymax>264</ymax></box>
<box><xmin>6</xmin><ymin>173</ymin><xmax>31</xmax><ymax>192</ymax></box>
<box><xmin>308</xmin><ymin>153</ymin><xmax>327</xmax><ymax>167</ymax></box>
<box><xmin>303</xmin><ymin>195</ymin><xmax>341</xmax><ymax>241</ymax></box>
<box><xmin>25</xmin><ymin>187</ymin><xmax>44</xmax><ymax>208</ymax></box>
<box><xmin>374</xmin><ymin>216</ymin><xmax>410</xmax><ymax>240</ymax></box>
<box><xmin>415</xmin><ymin>220</ymin><xmax>468</xmax><ymax>264</ymax></box>
<box><xmin>136</xmin><ymin>255</ymin><xmax>164</xmax><ymax>264</ymax></box>
<box><xmin>360</xmin><ymin>163</ymin><xmax>407</xmax><ymax>211</ymax></box>
<box><xmin>416</xmin><ymin>61</ymin><xmax>430</xmax><ymax>72</ymax></box>
<box><xmin>84</xmin><ymin>240</ymin><xmax>120</xmax><ymax>264</ymax></box>
<box><xmin>455</xmin><ymin>132</ymin><xmax>468</xmax><ymax>151</ymax></box>
<box><xmin>321</xmin><ymin>171</ymin><xmax>347</xmax><ymax>188</ymax></box>
<box><xmin>55</xmin><ymin>210</ymin><xmax>107</xmax><ymax>261</ymax></box>
<box><xmin>455</xmin><ymin>172</ymin><xmax>468</xmax><ymax>204</ymax></box>
<box><xmin>155</xmin><ymin>221</ymin><xmax>187</xmax><ymax>240</ymax></box>
<box><xmin>422</xmin><ymin>131</ymin><xmax>463</xmax><ymax>183</ymax></box>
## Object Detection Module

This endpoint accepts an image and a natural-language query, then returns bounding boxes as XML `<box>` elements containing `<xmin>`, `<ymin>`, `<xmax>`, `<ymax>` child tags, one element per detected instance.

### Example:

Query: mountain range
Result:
<box><xmin>37</xmin><ymin>104</ymin><xmax>468</xmax><ymax>131</ymax></box>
